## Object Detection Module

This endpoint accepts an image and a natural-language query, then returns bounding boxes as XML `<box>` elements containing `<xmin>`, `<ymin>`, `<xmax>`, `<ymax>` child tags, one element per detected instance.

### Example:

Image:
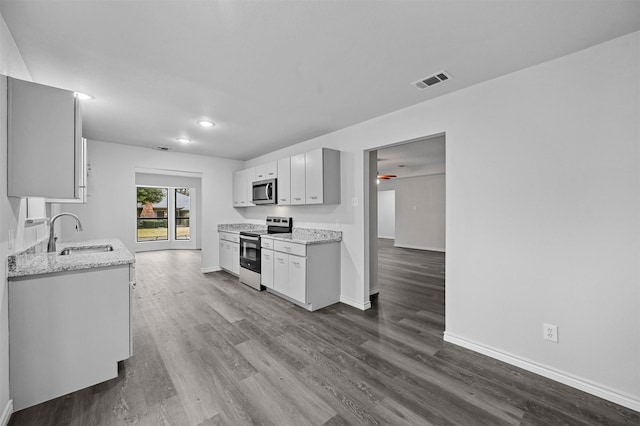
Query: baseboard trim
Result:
<box><xmin>369</xmin><ymin>287</ymin><xmax>380</xmax><ymax>296</ymax></box>
<box><xmin>393</xmin><ymin>243</ymin><xmax>445</xmax><ymax>252</ymax></box>
<box><xmin>340</xmin><ymin>295</ymin><xmax>371</xmax><ymax>311</ymax></box>
<box><xmin>1</xmin><ymin>399</ymin><xmax>12</xmax><ymax>426</ymax></box>
<box><xmin>443</xmin><ymin>332</ymin><xmax>640</xmax><ymax>412</ymax></box>
<box><xmin>201</xmin><ymin>266</ymin><xmax>221</xmax><ymax>273</ymax></box>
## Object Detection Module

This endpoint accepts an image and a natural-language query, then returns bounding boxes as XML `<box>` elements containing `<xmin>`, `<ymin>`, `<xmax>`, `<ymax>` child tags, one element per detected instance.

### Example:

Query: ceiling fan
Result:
<box><xmin>377</xmin><ymin>173</ymin><xmax>397</xmax><ymax>180</ymax></box>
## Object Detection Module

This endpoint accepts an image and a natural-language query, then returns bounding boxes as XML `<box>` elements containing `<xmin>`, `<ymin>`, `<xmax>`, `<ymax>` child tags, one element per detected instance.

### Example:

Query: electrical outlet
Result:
<box><xmin>543</xmin><ymin>323</ymin><xmax>558</xmax><ymax>343</ymax></box>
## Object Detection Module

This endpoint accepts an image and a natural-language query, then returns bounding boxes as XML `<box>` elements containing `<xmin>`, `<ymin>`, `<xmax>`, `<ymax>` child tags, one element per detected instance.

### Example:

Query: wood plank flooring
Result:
<box><xmin>9</xmin><ymin>240</ymin><xmax>640</xmax><ymax>425</ymax></box>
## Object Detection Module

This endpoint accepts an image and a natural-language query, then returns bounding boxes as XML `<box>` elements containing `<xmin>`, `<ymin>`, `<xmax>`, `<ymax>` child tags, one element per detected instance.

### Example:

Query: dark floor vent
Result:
<box><xmin>412</xmin><ymin>70</ymin><xmax>452</xmax><ymax>90</ymax></box>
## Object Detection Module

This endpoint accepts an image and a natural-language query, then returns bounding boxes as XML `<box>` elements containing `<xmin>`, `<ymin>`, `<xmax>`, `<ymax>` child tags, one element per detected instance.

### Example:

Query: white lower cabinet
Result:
<box><xmin>261</xmin><ymin>249</ymin><xmax>274</xmax><ymax>289</ymax></box>
<box><xmin>219</xmin><ymin>231</ymin><xmax>240</xmax><ymax>275</ymax></box>
<box><xmin>231</xmin><ymin>243</ymin><xmax>240</xmax><ymax>275</ymax></box>
<box><xmin>270</xmin><ymin>240</ymin><xmax>340</xmax><ymax>311</ymax></box>
<box><xmin>9</xmin><ymin>264</ymin><xmax>132</xmax><ymax>411</ymax></box>
<box><xmin>220</xmin><ymin>241</ymin><xmax>231</xmax><ymax>271</ymax></box>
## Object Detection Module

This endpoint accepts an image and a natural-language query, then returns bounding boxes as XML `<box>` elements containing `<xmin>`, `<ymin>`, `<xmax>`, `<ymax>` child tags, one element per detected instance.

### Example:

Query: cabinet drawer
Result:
<box><xmin>261</xmin><ymin>237</ymin><xmax>274</xmax><ymax>249</ymax></box>
<box><xmin>274</xmin><ymin>240</ymin><xmax>306</xmax><ymax>257</ymax></box>
<box><xmin>219</xmin><ymin>232</ymin><xmax>239</xmax><ymax>243</ymax></box>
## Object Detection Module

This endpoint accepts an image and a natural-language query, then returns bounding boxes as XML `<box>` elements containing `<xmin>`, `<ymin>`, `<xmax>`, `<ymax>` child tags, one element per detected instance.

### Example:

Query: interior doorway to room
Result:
<box><xmin>366</xmin><ymin>133</ymin><xmax>446</xmax><ymax>321</ymax></box>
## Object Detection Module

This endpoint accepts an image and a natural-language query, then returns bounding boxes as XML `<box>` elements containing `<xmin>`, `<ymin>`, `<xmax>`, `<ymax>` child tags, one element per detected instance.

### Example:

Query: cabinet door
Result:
<box><xmin>8</xmin><ymin>77</ymin><xmax>81</xmax><ymax>199</ymax></box>
<box><xmin>265</xmin><ymin>161</ymin><xmax>278</xmax><ymax>179</ymax></box>
<box><xmin>277</xmin><ymin>157</ymin><xmax>291</xmax><ymax>205</ymax></box>
<box><xmin>255</xmin><ymin>164</ymin><xmax>266</xmax><ymax>180</ymax></box>
<box><xmin>273</xmin><ymin>252</ymin><xmax>289</xmax><ymax>294</ymax></box>
<box><xmin>290</xmin><ymin>153</ymin><xmax>306</xmax><ymax>205</ymax></box>
<box><xmin>287</xmin><ymin>255</ymin><xmax>307</xmax><ymax>303</ymax></box>
<box><xmin>231</xmin><ymin>243</ymin><xmax>240</xmax><ymax>275</ymax></box>
<box><xmin>220</xmin><ymin>241</ymin><xmax>231</xmax><ymax>270</ymax></box>
<box><xmin>232</xmin><ymin>170</ymin><xmax>246</xmax><ymax>207</ymax></box>
<box><xmin>261</xmin><ymin>249</ymin><xmax>274</xmax><ymax>289</ymax></box>
<box><xmin>305</xmin><ymin>148</ymin><xmax>323</xmax><ymax>204</ymax></box>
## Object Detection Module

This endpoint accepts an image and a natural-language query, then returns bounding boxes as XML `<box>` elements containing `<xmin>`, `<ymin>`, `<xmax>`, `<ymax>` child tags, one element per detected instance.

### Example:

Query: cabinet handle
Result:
<box><xmin>284</xmin><ymin>246</ymin><xmax>291</xmax><ymax>251</ymax></box>
<box><xmin>268</xmin><ymin>172</ymin><xmax>275</xmax><ymax>176</ymax></box>
<box><xmin>278</xmin><ymin>259</ymin><xmax>285</xmax><ymax>264</ymax></box>
<box><xmin>294</xmin><ymin>197</ymin><xmax>301</xmax><ymax>201</ymax></box>
<box><xmin>310</xmin><ymin>196</ymin><xmax>318</xmax><ymax>199</ymax></box>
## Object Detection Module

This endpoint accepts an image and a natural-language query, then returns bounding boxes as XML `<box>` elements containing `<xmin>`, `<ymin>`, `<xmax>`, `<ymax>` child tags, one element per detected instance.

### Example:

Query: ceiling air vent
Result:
<box><xmin>154</xmin><ymin>146</ymin><xmax>175</xmax><ymax>152</ymax></box>
<box><xmin>412</xmin><ymin>70</ymin><xmax>452</xmax><ymax>90</ymax></box>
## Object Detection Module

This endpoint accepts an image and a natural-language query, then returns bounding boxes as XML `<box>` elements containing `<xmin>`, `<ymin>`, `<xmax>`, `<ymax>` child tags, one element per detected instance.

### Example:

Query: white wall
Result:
<box><xmin>379</xmin><ymin>174</ymin><xmax>445</xmax><ymax>251</ymax></box>
<box><xmin>59</xmin><ymin>140</ymin><xmax>244</xmax><ymax>272</ymax></box>
<box><xmin>243</xmin><ymin>32</ymin><xmax>640</xmax><ymax>409</ymax></box>
<box><xmin>377</xmin><ymin>190</ymin><xmax>395</xmax><ymax>239</ymax></box>
<box><xmin>0</xmin><ymin>12</ymin><xmax>34</xmax><ymax>422</ymax></box>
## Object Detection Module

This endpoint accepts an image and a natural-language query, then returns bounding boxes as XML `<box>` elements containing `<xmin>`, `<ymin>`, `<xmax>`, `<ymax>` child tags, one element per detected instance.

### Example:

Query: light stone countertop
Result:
<box><xmin>8</xmin><ymin>238</ymin><xmax>135</xmax><ymax>278</ymax></box>
<box><xmin>217</xmin><ymin>223</ymin><xmax>267</xmax><ymax>234</ymax></box>
<box><xmin>252</xmin><ymin>227</ymin><xmax>342</xmax><ymax>245</ymax></box>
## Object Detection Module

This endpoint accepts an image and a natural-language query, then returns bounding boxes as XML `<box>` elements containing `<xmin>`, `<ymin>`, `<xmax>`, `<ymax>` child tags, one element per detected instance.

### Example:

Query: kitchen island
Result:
<box><xmin>7</xmin><ymin>238</ymin><xmax>135</xmax><ymax>411</ymax></box>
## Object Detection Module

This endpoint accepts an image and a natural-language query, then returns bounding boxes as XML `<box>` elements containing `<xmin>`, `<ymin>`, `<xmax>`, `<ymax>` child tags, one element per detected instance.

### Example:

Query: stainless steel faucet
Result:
<box><xmin>48</xmin><ymin>213</ymin><xmax>83</xmax><ymax>252</ymax></box>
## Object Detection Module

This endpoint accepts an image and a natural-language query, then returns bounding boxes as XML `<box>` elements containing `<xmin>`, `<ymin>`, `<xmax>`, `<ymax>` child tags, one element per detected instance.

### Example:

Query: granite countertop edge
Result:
<box><xmin>217</xmin><ymin>224</ymin><xmax>267</xmax><ymax>234</ymax></box>
<box><xmin>266</xmin><ymin>233</ymin><xmax>342</xmax><ymax>245</ymax></box>
<box><xmin>8</xmin><ymin>238</ymin><xmax>135</xmax><ymax>278</ymax></box>
<box><xmin>218</xmin><ymin>223</ymin><xmax>342</xmax><ymax>245</ymax></box>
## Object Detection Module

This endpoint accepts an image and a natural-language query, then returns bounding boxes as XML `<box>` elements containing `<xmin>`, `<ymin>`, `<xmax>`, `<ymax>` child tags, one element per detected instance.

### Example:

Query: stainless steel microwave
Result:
<box><xmin>252</xmin><ymin>178</ymin><xmax>277</xmax><ymax>205</ymax></box>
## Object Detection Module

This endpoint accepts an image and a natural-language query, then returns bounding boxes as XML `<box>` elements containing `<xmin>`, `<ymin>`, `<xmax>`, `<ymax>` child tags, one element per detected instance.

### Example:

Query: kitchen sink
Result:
<box><xmin>58</xmin><ymin>245</ymin><xmax>114</xmax><ymax>256</ymax></box>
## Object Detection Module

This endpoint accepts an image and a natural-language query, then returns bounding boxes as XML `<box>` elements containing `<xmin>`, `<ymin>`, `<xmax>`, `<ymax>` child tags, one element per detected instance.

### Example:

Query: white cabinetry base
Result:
<box><xmin>9</xmin><ymin>265</ymin><xmax>131</xmax><ymax>411</ymax></box>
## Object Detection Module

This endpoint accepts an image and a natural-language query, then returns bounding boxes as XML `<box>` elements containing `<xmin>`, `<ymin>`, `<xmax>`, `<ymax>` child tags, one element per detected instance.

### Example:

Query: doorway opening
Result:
<box><xmin>365</xmin><ymin>133</ymin><xmax>446</xmax><ymax>320</ymax></box>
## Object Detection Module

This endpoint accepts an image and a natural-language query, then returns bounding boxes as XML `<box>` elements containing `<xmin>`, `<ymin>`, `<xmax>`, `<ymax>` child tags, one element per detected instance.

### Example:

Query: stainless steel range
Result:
<box><xmin>239</xmin><ymin>216</ymin><xmax>292</xmax><ymax>290</ymax></box>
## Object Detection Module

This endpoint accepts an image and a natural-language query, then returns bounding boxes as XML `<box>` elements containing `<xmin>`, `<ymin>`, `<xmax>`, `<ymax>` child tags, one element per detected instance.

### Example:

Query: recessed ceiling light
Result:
<box><xmin>74</xmin><ymin>91</ymin><xmax>93</xmax><ymax>100</ymax></box>
<box><xmin>176</xmin><ymin>138</ymin><xmax>191</xmax><ymax>144</ymax></box>
<box><xmin>197</xmin><ymin>120</ymin><xmax>215</xmax><ymax>128</ymax></box>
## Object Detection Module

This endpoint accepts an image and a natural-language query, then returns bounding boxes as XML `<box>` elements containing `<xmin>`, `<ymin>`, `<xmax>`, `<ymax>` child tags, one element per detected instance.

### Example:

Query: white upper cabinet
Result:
<box><xmin>254</xmin><ymin>164</ymin><xmax>266</xmax><ymax>180</ymax></box>
<box><xmin>255</xmin><ymin>161</ymin><xmax>278</xmax><ymax>181</ymax></box>
<box><xmin>305</xmin><ymin>148</ymin><xmax>340</xmax><ymax>205</ymax></box>
<box><xmin>232</xmin><ymin>167</ymin><xmax>256</xmax><ymax>207</ymax></box>
<box><xmin>290</xmin><ymin>153</ymin><xmax>306</xmax><ymax>205</ymax></box>
<box><xmin>233</xmin><ymin>148</ymin><xmax>340</xmax><ymax>207</ymax></box>
<box><xmin>277</xmin><ymin>157</ymin><xmax>291</xmax><ymax>205</ymax></box>
<box><xmin>7</xmin><ymin>77</ymin><xmax>84</xmax><ymax>200</ymax></box>
<box><xmin>265</xmin><ymin>161</ymin><xmax>278</xmax><ymax>179</ymax></box>
<box><xmin>232</xmin><ymin>170</ymin><xmax>247</xmax><ymax>207</ymax></box>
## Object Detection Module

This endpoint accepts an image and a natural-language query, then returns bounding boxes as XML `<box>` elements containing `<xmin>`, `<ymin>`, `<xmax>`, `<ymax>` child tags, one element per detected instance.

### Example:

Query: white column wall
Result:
<box><xmin>0</xmin><ymin>12</ymin><xmax>33</xmax><ymax>422</ymax></box>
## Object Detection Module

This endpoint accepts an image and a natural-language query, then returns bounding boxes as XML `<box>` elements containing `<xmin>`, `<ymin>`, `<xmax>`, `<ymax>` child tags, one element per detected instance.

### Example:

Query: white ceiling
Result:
<box><xmin>377</xmin><ymin>135</ymin><xmax>445</xmax><ymax>179</ymax></box>
<box><xmin>1</xmin><ymin>1</ymin><xmax>638</xmax><ymax>160</ymax></box>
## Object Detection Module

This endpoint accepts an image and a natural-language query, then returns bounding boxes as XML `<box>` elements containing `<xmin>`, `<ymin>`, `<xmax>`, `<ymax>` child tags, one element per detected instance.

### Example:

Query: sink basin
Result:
<box><xmin>58</xmin><ymin>245</ymin><xmax>114</xmax><ymax>256</ymax></box>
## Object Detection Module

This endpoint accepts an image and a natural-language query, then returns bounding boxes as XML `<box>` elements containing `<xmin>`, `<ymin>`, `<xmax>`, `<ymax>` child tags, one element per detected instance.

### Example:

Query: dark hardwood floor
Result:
<box><xmin>9</xmin><ymin>240</ymin><xmax>640</xmax><ymax>425</ymax></box>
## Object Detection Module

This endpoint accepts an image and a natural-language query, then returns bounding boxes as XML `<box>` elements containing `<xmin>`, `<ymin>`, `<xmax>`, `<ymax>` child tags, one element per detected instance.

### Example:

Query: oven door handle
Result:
<box><xmin>241</xmin><ymin>235</ymin><xmax>260</xmax><ymax>242</ymax></box>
